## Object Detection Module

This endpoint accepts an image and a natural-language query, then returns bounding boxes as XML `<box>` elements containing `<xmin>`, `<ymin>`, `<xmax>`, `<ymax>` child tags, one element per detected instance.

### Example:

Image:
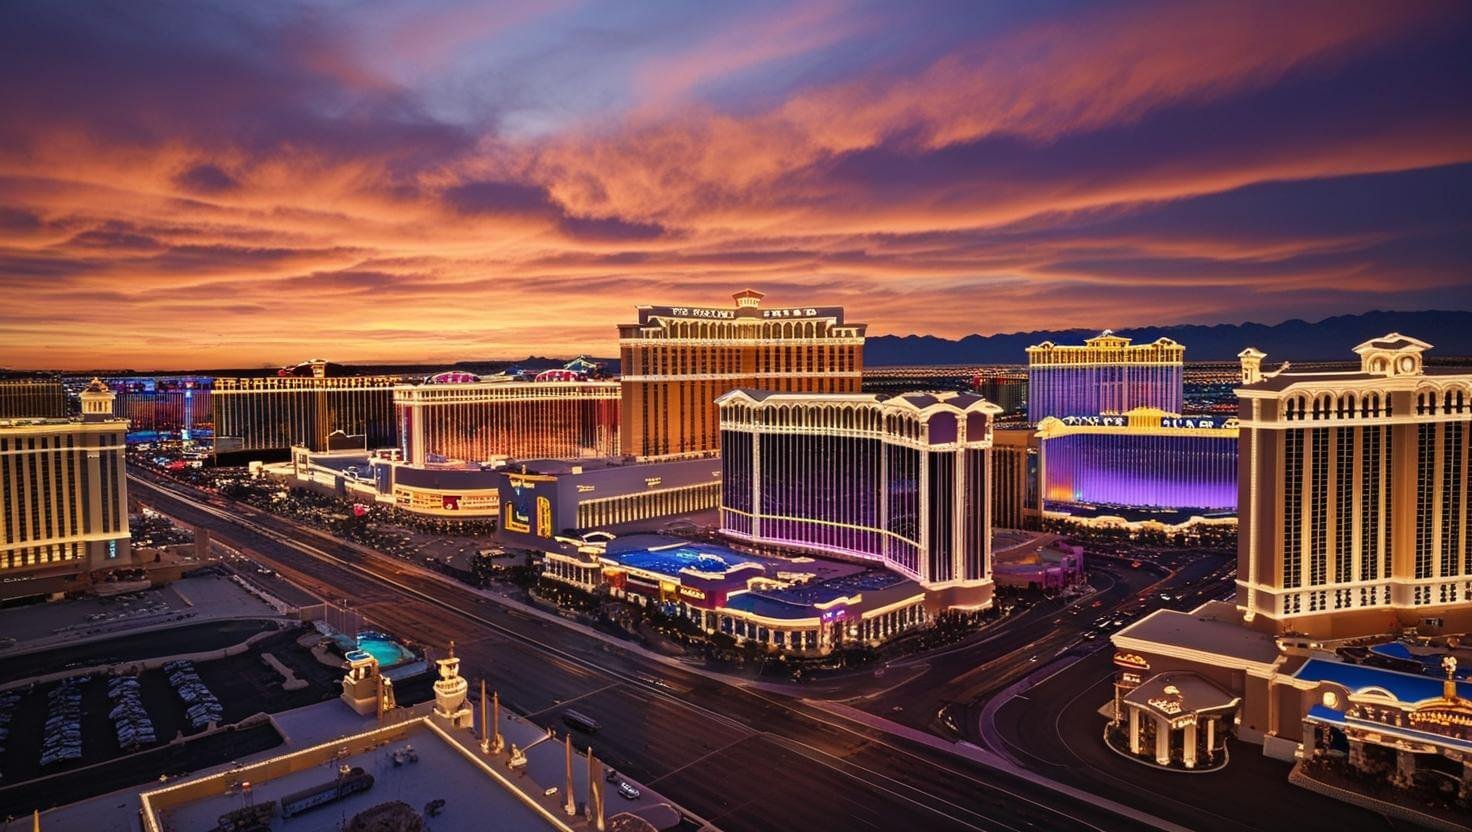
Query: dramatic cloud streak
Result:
<box><xmin>1</xmin><ymin>0</ymin><xmax>1469</xmax><ymax>369</ymax></box>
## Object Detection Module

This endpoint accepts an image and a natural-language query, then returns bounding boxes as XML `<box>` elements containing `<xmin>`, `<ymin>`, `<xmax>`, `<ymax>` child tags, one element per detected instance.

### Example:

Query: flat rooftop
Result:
<box><xmin>142</xmin><ymin>717</ymin><xmax>562</xmax><ymax>832</ymax></box>
<box><xmin>1114</xmin><ymin>601</ymin><xmax>1279</xmax><ymax>666</ymax></box>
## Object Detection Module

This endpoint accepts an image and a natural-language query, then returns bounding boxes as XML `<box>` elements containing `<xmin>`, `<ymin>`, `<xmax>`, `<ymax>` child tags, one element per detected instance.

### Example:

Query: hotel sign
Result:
<box><xmin>1061</xmin><ymin>415</ymin><xmax>1127</xmax><ymax>427</ymax></box>
<box><xmin>668</xmin><ymin>306</ymin><xmax>736</xmax><ymax>319</ymax></box>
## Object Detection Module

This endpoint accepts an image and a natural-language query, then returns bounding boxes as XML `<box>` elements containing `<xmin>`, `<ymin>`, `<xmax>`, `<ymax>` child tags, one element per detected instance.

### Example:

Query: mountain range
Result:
<box><xmin>863</xmin><ymin>309</ymin><xmax>1472</xmax><ymax>366</ymax></box>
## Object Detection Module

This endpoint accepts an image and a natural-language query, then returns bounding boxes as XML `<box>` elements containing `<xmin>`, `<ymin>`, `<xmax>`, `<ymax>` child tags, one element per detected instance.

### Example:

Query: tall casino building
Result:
<box><xmin>717</xmin><ymin>389</ymin><xmax>1000</xmax><ymax>610</ymax></box>
<box><xmin>1026</xmin><ymin>330</ymin><xmax>1184</xmax><ymax>423</ymax></box>
<box><xmin>618</xmin><ymin>290</ymin><xmax>866</xmax><ymax>461</ymax></box>
<box><xmin>213</xmin><ymin>359</ymin><xmax>400</xmax><ymax>456</ymax></box>
<box><xmin>395</xmin><ymin>373</ymin><xmax>620</xmax><ymax>465</ymax></box>
<box><xmin>1236</xmin><ymin>334</ymin><xmax>1472</xmax><ymax>638</ymax></box>
<box><xmin>0</xmin><ymin>377</ymin><xmax>67</xmax><ymax>419</ymax></box>
<box><xmin>0</xmin><ymin>379</ymin><xmax>132</xmax><ymax>600</ymax></box>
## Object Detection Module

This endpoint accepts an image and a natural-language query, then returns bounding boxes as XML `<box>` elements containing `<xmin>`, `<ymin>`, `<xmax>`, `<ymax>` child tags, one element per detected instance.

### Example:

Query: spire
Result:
<box><xmin>1444</xmin><ymin>656</ymin><xmax>1459</xmax><ymax>702</ymax></box>
<box><xmin>563</xmin><ymin>734</ymin><xmax>577</xmax><ymax>816</ymax></box>
<box><xmin>587</xmin><ymin>746</ymin><xmax>605</xmax><ymax>831</ymax></box>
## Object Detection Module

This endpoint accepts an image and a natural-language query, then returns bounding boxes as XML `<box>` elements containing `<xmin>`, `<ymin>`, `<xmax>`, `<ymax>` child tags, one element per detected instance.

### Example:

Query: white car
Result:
<box><xmin>617</xmin><ymin>782</ymin><xmax>641</xmax><ymax>800</ymax></box>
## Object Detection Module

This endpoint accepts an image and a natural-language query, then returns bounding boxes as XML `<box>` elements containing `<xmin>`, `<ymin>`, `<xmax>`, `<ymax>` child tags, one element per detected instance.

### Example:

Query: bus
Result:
<box><xmin>562</xmin><ymin>710</ymin><xmax>601</xmax><ymax>733</ymax></box>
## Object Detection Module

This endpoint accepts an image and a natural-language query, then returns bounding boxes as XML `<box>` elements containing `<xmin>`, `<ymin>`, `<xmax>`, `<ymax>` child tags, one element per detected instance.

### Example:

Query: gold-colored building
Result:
<box><xmin>0</xmin><ymin>377</ymin><xmax>66</xmax><ymax>419</ymax></box>
<box><xmin>618</xmin><ymin>290</ymin><xmax>865</xmax><ymax>460</ymax></box>
<box><xmin>213</xmin><ymin>360</ymin><xmax>401</xmax><ymax>454</ymax></box>
<box><xmin>1236</xmin><ymin>333</ymin><xmax>1472</xmax><ymax>638</ymax></box>
<box><xmin>0</xmin><ymin>379</ymin><xmax>131</xmax><ymax>599</ymax></box>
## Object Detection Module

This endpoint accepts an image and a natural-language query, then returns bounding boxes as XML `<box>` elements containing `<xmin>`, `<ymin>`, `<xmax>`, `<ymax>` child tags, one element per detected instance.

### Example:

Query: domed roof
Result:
<box><xmin>426</xmin><ymin>370</ymin><xmax>481</xmax><ymax>384</ymax></box>
<box><xmin>82</xmin><ymin>377</ymin><xmax>110</xmax><ymax>394</ymax></box>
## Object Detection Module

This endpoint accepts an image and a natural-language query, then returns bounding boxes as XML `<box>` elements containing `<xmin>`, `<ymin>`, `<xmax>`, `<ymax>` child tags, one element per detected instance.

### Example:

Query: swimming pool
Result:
<box><xmin>613</xmin><ymin>544</ymin><xmax>758</xmax><ymax>577</ymax></box>
<box><xmin>350</xmin><ymin>632</ymin><xmax>416</xmax><ymax>668</ymax></box>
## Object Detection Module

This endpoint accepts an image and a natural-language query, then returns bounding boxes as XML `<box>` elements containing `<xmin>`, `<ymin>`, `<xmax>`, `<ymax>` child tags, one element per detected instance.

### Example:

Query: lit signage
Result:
<box><xmin>536</xmin><ymin>496</ymin><xmax>553</xmax><ymax>538</ymax></box>
<box><xmin>576</xmin><ymin>484</ymin><xmax>595</xmax><ymax>493</ymax></box>
<box><xmin>644</xmin><ymin>477</ymin><xmax>662</xmax><ymax>488</ymax></box>
<box><xmin>441</xmin><ymin>495</ymin><xmax>461</xmax><ymax>511</ymax></box>
<box><xmin>1160</xmin><ymin>417</ymin><xmax>1222</xmax><ymax>429</ymax></box>
<box><xmin>761</xmin><ymin>307</ymin><xmax>819</xmax><ymax>318</ymax></box>
<box><xmin>678</xmin><ymin>586</ymin><xmax>706</xmax><ymax>601</ymax></box>
<box><xmin>504</xmin><ymin>502</ymin><xmax>530</xmax><ymax>534</ymax></box>
<box><xmin>1061</xmin><ymin>415</ymin><xmax>1127</xmax><ymax>427</ymax></box>
<box><xmin>1114</xmin><ymin>652</ymin><xmax>1151</xmax><ymax>670</ymax></box>
<box><xmin>668</xmin><ymin>306</ymin><xmax>736</xmax><ymax>319</ymax></box>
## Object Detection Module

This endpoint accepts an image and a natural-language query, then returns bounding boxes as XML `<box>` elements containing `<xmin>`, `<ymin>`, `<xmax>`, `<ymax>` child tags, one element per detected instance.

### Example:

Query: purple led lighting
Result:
<box><xmin>1042</xmin><ymin>432</ymin><xmax>1237</xmax><ymax>511</ymax></box>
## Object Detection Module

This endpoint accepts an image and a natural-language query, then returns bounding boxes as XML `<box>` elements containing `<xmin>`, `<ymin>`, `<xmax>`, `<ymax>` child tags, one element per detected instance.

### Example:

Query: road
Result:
<box><xmin>130</xmin><ymin>472</ymin><xmax>1147</xmax><ymax>832</ymax></box>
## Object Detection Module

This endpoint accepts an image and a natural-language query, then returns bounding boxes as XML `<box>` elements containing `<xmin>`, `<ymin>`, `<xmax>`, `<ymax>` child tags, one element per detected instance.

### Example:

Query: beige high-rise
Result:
<box><xmin>1236</xmin><ymin>334</ymin><xmax>1472</xmax><ymax>638</ymax></box>
<box><xmin>0</xmin><ymin>379</ymin><xmax>132</xmax><ymax>599</ymax></box>
<box><xmin>618</xmin><ymin>290</ymin><xmax>866</xmax><ymax>460</ymax></box>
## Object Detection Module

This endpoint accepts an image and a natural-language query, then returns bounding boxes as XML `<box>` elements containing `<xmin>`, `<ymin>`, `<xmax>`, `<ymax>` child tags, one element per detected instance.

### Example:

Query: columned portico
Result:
<box><xmin>1117</xmin><ymin>672</ymin><xmax>1238</xmax><ymax>771</ymax></box>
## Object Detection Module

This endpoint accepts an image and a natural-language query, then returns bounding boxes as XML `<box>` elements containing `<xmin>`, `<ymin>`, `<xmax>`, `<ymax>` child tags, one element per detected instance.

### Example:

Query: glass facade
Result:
<box><xmin>718</xmin><ymin>390</ymin><xmax>997</xmax><ymax>588</ymax></box>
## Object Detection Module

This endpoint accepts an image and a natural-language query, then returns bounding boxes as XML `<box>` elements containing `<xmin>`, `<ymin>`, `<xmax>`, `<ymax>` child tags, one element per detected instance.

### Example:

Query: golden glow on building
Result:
<box><xmin>1236</xmin><ymin>333</ymin><xmax>1472</xmax><ymax>637</ymax></box>
<box><xmin>618</xmin><ymin>290</ymin><xmax>865</xmax><ymax>460</ymax></box>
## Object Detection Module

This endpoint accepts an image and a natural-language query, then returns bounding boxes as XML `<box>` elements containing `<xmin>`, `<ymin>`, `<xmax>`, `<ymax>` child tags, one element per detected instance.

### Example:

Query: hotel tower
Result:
<box><xmin>717</xmin><ymin>389</ymin><xmax>999</xmax><ymax>609</ymax></box>
<box><xmin>0</xmin><ymin>379</ymin><xmax>132</xmax><ymax>599</ymax></box>
<box><xmin>1026</xmin><ymin>331</ymin><xmax>1185</xmax><ymax>423</ymax></box>
<box><xmin>618</xmin><ymin>290</ymin><xmax>866</xmax><ymax>460</ymax></box>
<box><xmin>1236</xmin><ymin>334</ymin><xmax>1472</xmax><ymax>638</ymax></box>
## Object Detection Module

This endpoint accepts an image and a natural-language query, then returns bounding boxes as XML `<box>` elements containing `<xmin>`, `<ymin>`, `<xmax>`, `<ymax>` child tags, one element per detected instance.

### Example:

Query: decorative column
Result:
<box><xmin>1394</xmin><ymin>750</ymin><xmax>1415</xmax><ymax>788</ymax></box>
<box><xmin>1129</xmin><ymin>707</ymin><xmax>1141</xmax><ymax>755</ymax></box>
<box><xmin>1183</xmin><ymin>721</ymin><xmax>1198</xmax><ymax>768</ymax></box>
<box><xmin>1154</xmin><ymin>716</ymin><xmax>1170</xmax><ymax>766</ymax></box>
<box><xmin>1206</xmin><ymin>716</ymin><xmax>1216</xmax><ymax>759</ymax></box>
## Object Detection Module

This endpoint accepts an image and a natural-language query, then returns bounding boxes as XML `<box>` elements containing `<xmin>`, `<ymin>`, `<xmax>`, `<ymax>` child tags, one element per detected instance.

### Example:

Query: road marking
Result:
<box><xmin>644</xmin><ymin>734</ymin><xmax>756</xmax><ymax>786</ymax></box>
<box><xmin>130</xmin><ymin>473</ymin><xmax>1160</xmax><ymax>832</ymax></box>
<box><xmin>523</xmin><ymin>682</ymin><xmax>621</xmax><ymax>719</ymax></box>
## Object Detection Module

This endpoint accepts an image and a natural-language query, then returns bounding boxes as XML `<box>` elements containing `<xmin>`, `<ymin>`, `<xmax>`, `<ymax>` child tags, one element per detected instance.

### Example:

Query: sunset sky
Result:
<box><xmin>3</xmin><ymin>0</ymin><xmax>1470</xmax><ymax>370</ymax></box>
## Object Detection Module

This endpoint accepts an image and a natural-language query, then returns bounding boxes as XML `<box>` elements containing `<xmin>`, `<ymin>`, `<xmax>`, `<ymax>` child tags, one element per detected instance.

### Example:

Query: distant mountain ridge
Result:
<box><xmin>863</xmin><ymin>310</ymin><xmax>1472</xmax><ymax>366</ymax></box>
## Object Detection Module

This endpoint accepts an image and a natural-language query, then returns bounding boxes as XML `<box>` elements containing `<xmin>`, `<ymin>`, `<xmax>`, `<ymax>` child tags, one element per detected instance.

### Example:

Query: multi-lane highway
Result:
<box><xmin>130</xmin><ymin>471</ymin><xmax>1154</xmax><ymax>832</ymax></box>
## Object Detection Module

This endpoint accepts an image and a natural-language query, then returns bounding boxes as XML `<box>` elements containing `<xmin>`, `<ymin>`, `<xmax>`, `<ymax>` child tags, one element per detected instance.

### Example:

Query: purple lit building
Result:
<box><xmin>1026</xmin><ymin>331</ymin><xmax>1185</xmax><ymax>423</ymax></box>
<box><xmin>717</xmin><ymin>389</ymin><xmax>1001</xmax><ymax>610</ymax></box>
<box><xmin>1037</xmin><ymin>408</ymin><xmax>1238</xmax><ymax>524</ymax></box>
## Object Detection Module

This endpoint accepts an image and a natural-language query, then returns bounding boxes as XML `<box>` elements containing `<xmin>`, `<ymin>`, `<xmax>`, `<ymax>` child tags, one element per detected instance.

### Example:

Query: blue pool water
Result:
<box><xmin>352</xmin><ymin>632</ymin><xmax>415</xmax><ymax>668</ymax></box>
<box><xmin>615</xmin><ymin>544</ymin><xmax>754</xmax><ymax>577</ymax></box>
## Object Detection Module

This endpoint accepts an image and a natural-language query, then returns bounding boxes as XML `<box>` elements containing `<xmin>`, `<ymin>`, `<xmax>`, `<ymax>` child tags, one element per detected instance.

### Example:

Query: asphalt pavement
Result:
<box><xmin>129</xmin><ymin>471</ymin><xmax>1140</xmax><ymax>832</ymax></box>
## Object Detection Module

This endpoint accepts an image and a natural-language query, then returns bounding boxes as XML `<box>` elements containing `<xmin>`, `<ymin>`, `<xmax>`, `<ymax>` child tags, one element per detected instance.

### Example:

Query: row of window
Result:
<box><xmin>575</xmin><ymin>483</ymin><xmax>720</xmax><ymax>530</ymax></box>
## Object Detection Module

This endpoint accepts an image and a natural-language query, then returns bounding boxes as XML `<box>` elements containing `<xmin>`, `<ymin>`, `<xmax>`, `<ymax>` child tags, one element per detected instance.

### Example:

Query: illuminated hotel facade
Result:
<box><xmin>109</xmin><ymin>376</ymin><xmax>212</xmax><ymax>441</ymax></box>
<box><xmin>1038</xmin><ymin>408</ymin><xmax>1239</xmax><ymax>525</ymax></box>
<box><xmin>395</xmin><ymin>374</ymin><xmax>619</xmax><ymax>466</ymax></box>
<box><xmin>717</xmin><ymin>389</ymin><xmax>999</xmax><ymax>609</ymax></box>
<box><xmin>1237</xmin><ymin>334</ymin><xmax>1472</xmax><ymax>638</ymax></box>
<box><xmin>0</xmin><ymin>379</ymin><xmax>131</xmax><ymax>600</ymax></box>
<box><xmin>213</xmin><ymin>360</ymin><xmax>400</xmax><ymax>454</ymax></box>
<box><xmin>618</xmin><ymin>290</ymin><xmax>866</xmax><ymax>461</ymax></box>
<box><xmin>0</xmin><ymin>377</ymin><xmax>66</xmax><ymax>419</ymax></box>
<box><xmin>1026</xmin><ymin>331</ymin><xmax>1184</xmax><ymax>423</ymax></box>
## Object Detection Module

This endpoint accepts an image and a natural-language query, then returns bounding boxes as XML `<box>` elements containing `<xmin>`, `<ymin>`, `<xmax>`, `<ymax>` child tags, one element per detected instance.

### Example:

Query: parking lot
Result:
<box><xmin>0</xmin><ymin>625</ymin><xmax>340</xmax><ymax>790</ymax></box>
